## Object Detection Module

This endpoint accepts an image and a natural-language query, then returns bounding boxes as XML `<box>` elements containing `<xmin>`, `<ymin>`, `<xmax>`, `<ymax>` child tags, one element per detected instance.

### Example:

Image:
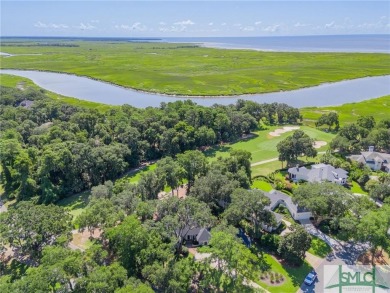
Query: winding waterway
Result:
<box><xmin>1</xmin><ymin>69</ymin><xmax>389</xmax><ymax>108</ymax></box>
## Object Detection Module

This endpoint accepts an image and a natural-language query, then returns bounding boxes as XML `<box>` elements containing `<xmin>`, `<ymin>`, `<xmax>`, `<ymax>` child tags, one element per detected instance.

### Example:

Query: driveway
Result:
<box><xmin>0</xmin><ymin>200</ymin><xmax>7</xmax><ymax>213</ymax></box>
<box><xmin>299</xmin><ymin>242</ymin><xmax>369</xmax><ymax>293</ymax></box>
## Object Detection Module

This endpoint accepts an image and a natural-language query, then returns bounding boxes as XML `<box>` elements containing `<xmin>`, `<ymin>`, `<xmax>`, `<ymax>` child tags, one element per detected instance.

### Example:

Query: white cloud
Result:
<box><xmin>221</xmin><ymin>22</ymin><xmax>227</xmax><ymax>26</ymax></box>
<box><xmin>233</xmin><ymin>23</ymin><xmax>242</xmax><ymax>27</ymax></box>
<box><xmin>208</xmin><ymin>22</ymin><xmax>214</xmax><ymax>26</ymax></box>
<box><xmin>159</xmin><ymin>22</ymin><xmax>166</xmax><ymax>25</ymax></box>
<box><xmin>90</xmin><ymin>20</ymin><xmax>100</xmax><ymax>24</ymax></box>
<box><xmin>174</xmin><ymin>19</ymin><xmax>195</xmax><ymax>26</ymax></box>
<box><xmin>34</xmin><ymin>21</ymin><xmax>68</xmax><ymax>29</ymax></box>
<box><xmin>255</xmin><ymin>21</ymin><xmax>262</xmax><ymax>26</ymax></box>
<box><xmin>294</xmin><ymin>22</ymin><xmax>309</xmax><ymax>27</ymax></box>
<box><xmin>325</xmin><ymin>21</ymin><xmax>335</xmax><ymax>28</ymax></box>
<box><xmin>242</xmin><ymin>26</ymin><xmax>254</xmax><ymax>31</ymax></box>
<box><xmin>115</xmin><ymin>23</ymin><xmax>147</xmax><ymax>31</ymax></box>
<box><xmin>262</xmin><ymin>24</ymin><xmax>281</xmax><ymax>33</ymax></box>
<box><xmin>76</xmin><ymin>22</ymin><xmax>95</xmax><ymax>30</ymax></box>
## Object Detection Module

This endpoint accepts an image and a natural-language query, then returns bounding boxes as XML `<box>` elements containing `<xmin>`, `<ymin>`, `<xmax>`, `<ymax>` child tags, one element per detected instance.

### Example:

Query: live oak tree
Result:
<box><xmin>157</xmin><ymin>157</ymin><xmax>184</xmax><ymax>195</ymax></box>
<box><xmin>223</xmin><ymin>188</ymin><xmax>274</xmax><ymax>238</ymax></box>
<box><xmin>315</xmin><ymin>112</ymin><xmax>340</xmax><ymax>131</ymax></box>
<box><xmin>199</xmin><ymin>231</ymin><xmax>259</xmax><ymax>292</ymax></box>
<box><xmin>190</xmin><ymin>168</ymin><xmax>239</xmax><ymax>210</ymax></box>
<box><xmin>277</xmin><ymin>225</ymin><xmax>312</xmax><ymax>265</ymax></box>
<box><xmin>0</xmin><ymin>201</ymin><xmax>72</xmax><ymax>260</ymax></box>
<box><xmin>340</xmin><ymin>202</ymin><xmax>390</xmax><ymax>264</ymax></box>
<box><xmin>156</xmin><ymin>196</ymin><xmax>214</xmax><ymax>254</ymax></box>
<box><xmin>76</xmin><ymin>198</ymin><xmax>124</xmax><ymax>234</ymax></box>
<box><xmin>292</xmin><ymin>182</ymin><xmax>353</xmax><ymax>226</ymax></box>
<box><xmin>276</xmin><ymin>130</ymin><xmax>317</xmax><ymax>166</ymax></box>
<box><xmin>137</xmin><ymin>168</ymin><xmax>166</xmax><ymax>200</ymax></box>
<box><xmin>177</xmin><ymin>150</ymin><xmax>208</xmax><ymax>192</ymax></box>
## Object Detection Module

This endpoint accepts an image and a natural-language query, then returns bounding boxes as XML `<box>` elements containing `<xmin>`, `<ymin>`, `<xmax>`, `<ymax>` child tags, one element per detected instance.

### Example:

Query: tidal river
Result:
<box><xmin>1</xmin><ymin>69</ymin><xmax>389</xmax><ymax>108</ymax></box>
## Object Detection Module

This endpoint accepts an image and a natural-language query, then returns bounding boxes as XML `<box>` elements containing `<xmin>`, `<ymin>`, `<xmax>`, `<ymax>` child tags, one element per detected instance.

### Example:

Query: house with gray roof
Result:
<box><xmin>288</xmin><ymin>163</ymin><xmax>348</xmax><ymax>185</ymax></box>
<box><xmin>348</xmin><ymin>146</ymin><xmax>390</xmax><ymax>173</ymax></box>
<box><xmin>181</xmin><ymin>226</ymin><xmax>211</xmax><ymax>246</ymax></box>
<box><xmin>264</xmin><ymin>189</ymin><xmax>312</xmax><ymax>222</ymax></box>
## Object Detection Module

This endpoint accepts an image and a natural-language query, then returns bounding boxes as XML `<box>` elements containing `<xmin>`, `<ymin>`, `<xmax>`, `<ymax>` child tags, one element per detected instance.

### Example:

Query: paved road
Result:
<box><xmin>298</xmin><ymin>234</ymin><xmax>369</xmax><ymax>293</ymax></box>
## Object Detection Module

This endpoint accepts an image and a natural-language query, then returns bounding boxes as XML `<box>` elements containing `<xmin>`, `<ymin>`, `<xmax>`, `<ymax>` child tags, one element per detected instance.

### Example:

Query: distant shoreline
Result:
<box><xmin>1</xmin><ymin>34</ymin><xmax>388</xmax><ymax>53</ymax></box>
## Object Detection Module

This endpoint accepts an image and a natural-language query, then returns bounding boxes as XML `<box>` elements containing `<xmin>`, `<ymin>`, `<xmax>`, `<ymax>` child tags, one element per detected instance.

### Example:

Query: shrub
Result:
<box><xmin>261</xmin><ymin>234</ymin><xmax>281</xmax><ymax>253</ymax></box>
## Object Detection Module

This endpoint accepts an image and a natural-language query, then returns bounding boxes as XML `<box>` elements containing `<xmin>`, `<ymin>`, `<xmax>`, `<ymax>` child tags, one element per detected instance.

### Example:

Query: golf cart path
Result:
<box><xmin>250</xmin><ymin>151</ymin><xmax>327</xmax><ymax>167</ymax></box>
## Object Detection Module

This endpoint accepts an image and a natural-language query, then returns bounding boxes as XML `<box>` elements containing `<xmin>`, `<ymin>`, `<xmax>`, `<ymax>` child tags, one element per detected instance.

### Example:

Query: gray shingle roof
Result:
<box><xmin>196</xmin><ymin>228</ymin><xmax>211</xmax><ymax>243</ymax></box>
<box><xmin>288</xmin><ymin>164</ymin><xmax>347</xmax><ymax>183</ymax></box>
<box><xmin>264</xmin><ymin>189</ymin><xmax>309</xmax><ymax>215</ymax></box>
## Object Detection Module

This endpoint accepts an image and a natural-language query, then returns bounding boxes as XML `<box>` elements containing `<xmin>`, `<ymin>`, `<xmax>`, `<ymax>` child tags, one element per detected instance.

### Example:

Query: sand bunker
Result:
<box><xmin>314</xmin><ymin>141</ymin><xmax>327</xmax><ymax>149</ymax></box>
<box><xmin>269</xmin><ymin>126</ymin><xmax>300</xmax><ymax>137</ymax></box>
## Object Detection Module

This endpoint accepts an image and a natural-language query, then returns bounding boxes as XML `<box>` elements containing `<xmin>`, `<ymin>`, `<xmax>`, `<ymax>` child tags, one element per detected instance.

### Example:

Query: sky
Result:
<box><xmin>1</xmin><ymin>1</ymin><xmax>389</xmax><ymax>37</ymax></box>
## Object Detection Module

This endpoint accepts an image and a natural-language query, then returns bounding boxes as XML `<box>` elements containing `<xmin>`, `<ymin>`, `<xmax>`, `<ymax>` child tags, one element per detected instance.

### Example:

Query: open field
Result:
<box><xmin>301</xmin><ymin>95</ymin><xmax>390</xmax><ymax>126</ymax></box>
<box><xmin>1</xmin><ymin>40</ymin><xmax>390</xmax><ymax>96</ymax></box>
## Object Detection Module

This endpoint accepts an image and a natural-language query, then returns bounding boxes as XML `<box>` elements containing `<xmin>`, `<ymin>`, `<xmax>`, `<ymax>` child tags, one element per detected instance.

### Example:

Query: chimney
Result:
<box><xmin>368</xmin><ymin>146</ymin><xmax>374</xmax><ymax>152</ymax></box>
<box><xmin>296</xmin><ymin>164</ymin><xmax>299</xmax><ymax>171</ymax></box>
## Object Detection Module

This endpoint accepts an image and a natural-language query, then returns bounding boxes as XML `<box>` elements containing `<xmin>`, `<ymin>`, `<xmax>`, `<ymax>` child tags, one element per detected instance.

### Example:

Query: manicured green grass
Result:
<box><xmin>308</xmin><ymin>236</ymin><xmax>332</xmax><ymax>258</ymax></box>
<box><xmin>252</xmin><ymin>161</ymin><xmax>286</xmax><ymax>177</ymax></box>
<box><xmin>251</xmin><ymin>180</ymin><xmax>274</xmax><ymax>192</ymax></box>
<box><xmin>57</xmin><ymin>191</ymin><xmax>90</xmax><ymax>220</ymax></box>
<box><xmin>206</xmin><ymin>126</ymin><xmax>334</xmax><ymax>164</ymax></box>
<box><xmin>0</xmin><ymin>74</ymin><xmax>114</xmax><ymax>112</ymax></box>
<box><xmin>1</xmin><ymin>40</ymin><xmax>389</xmax><ymax>96</ymax></box>
<box><xmin>301</xmin><ymin>95</ymin><xmax>390</xmax><ymax>126</ymax></box>
<box><xmin>258</xmin><ymin>253</ymin><xmax>313</xmax><ymax>293</ymax></box>
<box><xmin>122</xmin><ymin>163</ymin><xmax>157</xmax><ymax>184</ymax></box>
<box><xmin>350</xmin><ymin>181</ymin><xmax>368</xmax><ymax>195</ymax></box>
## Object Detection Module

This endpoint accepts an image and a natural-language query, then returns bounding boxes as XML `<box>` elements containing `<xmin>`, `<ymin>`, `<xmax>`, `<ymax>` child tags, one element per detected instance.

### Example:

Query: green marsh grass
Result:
<box><xmin>1</xmin><ymin>40</ymin><xmax>389</xmax><ymax>96</ymax></box>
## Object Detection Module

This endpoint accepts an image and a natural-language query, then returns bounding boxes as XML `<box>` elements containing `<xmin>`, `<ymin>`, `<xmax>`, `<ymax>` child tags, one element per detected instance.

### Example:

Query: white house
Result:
<box><xmin>288</xmin><ymin>164</ymin><xmax>348</xmax><ymax>185</ymax></box>
<box><xmin>348</xmin><ymin>147</ymin><xmax>390</xmax><ymax>173</ymax></box>
<box><xmin>263</xmin><ymin>189</ymin><xmax>312</xmax><ymax>224</ymax></box>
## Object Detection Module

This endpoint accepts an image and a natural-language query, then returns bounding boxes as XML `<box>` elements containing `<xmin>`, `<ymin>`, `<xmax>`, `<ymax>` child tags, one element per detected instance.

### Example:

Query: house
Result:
<box><xmin>287</xmin><ymin>163</ymin><xmax>348</xmax><ymax>185</ymax></box>
<box><xmin>264</xmin><ymin>189</ymin><xmax>312</xmax><ymax>221</ymax></box>
<box><xmin>19</xmin><ymin>99</ymin><xmax>34</xmax><ymax>109</ymax></box>
<box><xmin>181</xmin><ymin>226</ymin><xmax>211</xmax><ymax>246</ymax></box>
<box><xmin>348</xmin><ymin>147</ymin><xmax>390</xmax><ymax>173</ymax></box>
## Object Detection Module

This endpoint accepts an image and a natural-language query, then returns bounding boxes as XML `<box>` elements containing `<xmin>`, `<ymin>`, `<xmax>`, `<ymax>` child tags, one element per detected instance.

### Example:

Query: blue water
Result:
<box><xmin>164</xmin><ymin>35</ymin><xmax>390</xmax><ymax>53</ymax></box>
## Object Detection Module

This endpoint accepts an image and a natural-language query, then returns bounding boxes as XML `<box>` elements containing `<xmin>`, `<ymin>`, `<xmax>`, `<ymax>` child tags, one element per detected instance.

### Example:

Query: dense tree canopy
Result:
<box><xmin>0</xmin><ymin>201</ymin><xmax>72</xmax><ymax>260</ymax></box>
<box><xmin>292</xmin><ymin>182</ymin><xmax>353</xmax><ymax>226</ymax></box>
<box><xmin>330</xmin><ymin>116</ymin><xmax>390</xmax><ymax>154</ymax></box>
<box><xmin>0</xmin><ymin>86</ymin><xmax>301</xmax><ymax>203</ymax></box>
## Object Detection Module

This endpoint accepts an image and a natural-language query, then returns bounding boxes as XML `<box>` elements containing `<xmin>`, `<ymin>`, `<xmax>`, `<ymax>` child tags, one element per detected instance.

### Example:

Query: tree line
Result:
<box><xmin>0</xmin><ymin>85</ymin><xmax>301</xmax><ymax>203</ymax></box>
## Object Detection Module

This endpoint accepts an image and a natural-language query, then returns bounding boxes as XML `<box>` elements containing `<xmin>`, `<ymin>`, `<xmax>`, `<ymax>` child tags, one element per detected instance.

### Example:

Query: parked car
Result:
<box><xmin>304</xmin><ymin>271</ymin><xmax>317</xmax><ymax>286</ymax></box>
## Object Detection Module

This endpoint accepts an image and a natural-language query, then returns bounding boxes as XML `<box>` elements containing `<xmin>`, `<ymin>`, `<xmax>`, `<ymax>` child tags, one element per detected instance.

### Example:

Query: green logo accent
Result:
<box><xmin>325</xmin><ymin>265</ymin><xmax>390</xmax><ymax>293</ymax></box>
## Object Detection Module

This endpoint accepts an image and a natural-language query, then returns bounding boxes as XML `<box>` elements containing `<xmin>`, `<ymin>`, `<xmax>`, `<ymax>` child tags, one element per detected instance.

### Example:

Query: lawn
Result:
<box><xmin>251</xmin><ymin>180</ymin><xmax>274</xmax><ymax>192</ymax></box>
<box><xmin>308</xmin><ymin>236</ymin><xmax>332</xmax><ymax>258</ymax></box>
<box><xmin>1</xmin><ymin>40</ymin><xmax>389</xmax><ymax>96</ymax></box>
<box><xmin>301</xmin><ymin>95</ymin><xmax>390</xmax><ymax>126</ymax></box>
<box><xmin>206</xmin><ymin>126</ymin><xmax>335</xmax><ymax>164</ymax></box>
<box><xmin>350</xmin><ymin>181</ymin><xmax>368</xmax><ymax>195</ymax></box>
<box><xmin>122</xmin><ymin>163</ymin><xmax>157</xmax><ymax>184</ymax></box>
<box><xmin>57</xmin><ymin>191</ymin><xmax>90</xmax><ymax>221</ymax></box>
<box><xmin>258</xmin><ymin>253</ymin><xmax>313</xmax><ymax>293</ymax></box>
